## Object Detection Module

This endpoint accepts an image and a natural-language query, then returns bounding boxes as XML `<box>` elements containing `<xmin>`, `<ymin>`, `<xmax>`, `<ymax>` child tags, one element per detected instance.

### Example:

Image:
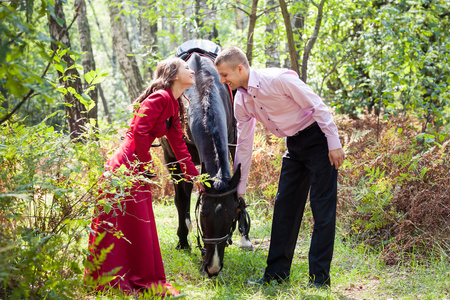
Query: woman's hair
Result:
<box><xmin>134</xmin><ymin>56</ymin><xmax>189</xmax><ymax>134</ymax></box>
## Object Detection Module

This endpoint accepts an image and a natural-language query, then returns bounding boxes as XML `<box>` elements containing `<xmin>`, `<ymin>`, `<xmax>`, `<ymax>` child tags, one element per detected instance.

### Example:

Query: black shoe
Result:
<box><xmin>246</xmin><ymin>275</ymin><xmax>289</xmax><ymax>285</ymax></box>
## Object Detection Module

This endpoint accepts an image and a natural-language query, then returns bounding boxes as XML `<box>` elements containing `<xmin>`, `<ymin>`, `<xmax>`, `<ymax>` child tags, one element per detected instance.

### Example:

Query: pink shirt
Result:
<box><xmin>234</xmin><ymin>68</ymin><xmax>342</xmax><ymax>194</ymax></box>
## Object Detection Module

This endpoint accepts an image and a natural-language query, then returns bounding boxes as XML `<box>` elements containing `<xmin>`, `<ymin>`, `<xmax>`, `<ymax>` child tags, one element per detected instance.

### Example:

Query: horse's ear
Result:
<box><xmin>230</xmin><ymin>163</ymin><xmax>241</xmax><ymax>188</ymax></box>
<box><xmin>201</xmin><ymin>162</ymin><xmax>206</xmax><ymax>174</ymax></box>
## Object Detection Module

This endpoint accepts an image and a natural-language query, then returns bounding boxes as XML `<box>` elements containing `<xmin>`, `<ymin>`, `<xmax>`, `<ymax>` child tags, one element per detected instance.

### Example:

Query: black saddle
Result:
<box><xmin>175</xmin><ymin>39</ymin><xmax>221</xmax><ymax>61</ymax></box>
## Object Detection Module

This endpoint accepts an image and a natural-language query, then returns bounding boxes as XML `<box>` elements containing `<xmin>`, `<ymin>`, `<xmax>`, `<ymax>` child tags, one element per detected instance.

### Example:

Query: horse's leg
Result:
<box><xmin>237</xmin><ymin>197</ymin><xmax>253</xmax><ymax>250</ymax></box>
<box><xmin>171</xmin><ymin>165</ymin><xmax>193</xmax><ymax>250</ymax></box>
<box><xmin>161</xmin><ymin>138</ymin><xmax>193</xmax><ymax>250</ymax></box>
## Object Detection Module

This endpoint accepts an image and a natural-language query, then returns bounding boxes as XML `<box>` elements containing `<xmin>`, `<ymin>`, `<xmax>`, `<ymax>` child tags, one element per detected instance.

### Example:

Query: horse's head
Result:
<box><xmin>198</xmin><ymin>164</ymin><xmax>241</xmax><ymax>277</ymax></box>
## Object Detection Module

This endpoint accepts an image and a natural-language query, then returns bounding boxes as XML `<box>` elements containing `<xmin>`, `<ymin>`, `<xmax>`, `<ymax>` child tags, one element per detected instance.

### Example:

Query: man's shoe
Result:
<box><xmin>246</xmin><ymin>275</ymin><xmax>289</xmax><ymax>285</ymax></box>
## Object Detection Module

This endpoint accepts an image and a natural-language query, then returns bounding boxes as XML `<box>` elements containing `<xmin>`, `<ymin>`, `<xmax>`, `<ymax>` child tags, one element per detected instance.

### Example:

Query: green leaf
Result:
<box><xmin>55</xmin><ymin>64</ymin><xmax>64</xmax><ymax>74</ymax></box>
<box><xmin>85</xmin><ymin>70</ymin><xmax>94</xmax><ymax>84</ymax></box>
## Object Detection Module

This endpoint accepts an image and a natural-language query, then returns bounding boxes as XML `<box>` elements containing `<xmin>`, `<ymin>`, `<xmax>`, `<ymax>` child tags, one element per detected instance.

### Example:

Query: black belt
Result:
<box><xmin>292</xmin><ymin>122</ymin><xmax>318</xmax><ymax>136</ymax></box>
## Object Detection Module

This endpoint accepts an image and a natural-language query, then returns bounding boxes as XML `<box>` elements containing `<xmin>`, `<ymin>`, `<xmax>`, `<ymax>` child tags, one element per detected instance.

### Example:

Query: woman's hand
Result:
<box><xmin>195</xmin><ymin>182</ymin><xmax>205</xmax><ymax>192</ymax></box>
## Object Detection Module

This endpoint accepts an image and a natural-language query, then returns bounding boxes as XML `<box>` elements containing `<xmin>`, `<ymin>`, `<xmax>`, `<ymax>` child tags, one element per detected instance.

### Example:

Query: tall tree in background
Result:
<box><xmin>233</xmin><ymin>0</ymin><xmax>260</xmax><ymax>65</ymax></box>
<box><xmin>265</xmin><ymin>0</ymin><xmax>280</xmax><ymax>67</ymax></box>
<box><xmin>194</xmin><ymin>0</ymin><xmax>218</xmax><ymax>40</ymax></box>
<box><xmin>300</xmin><ymin>0</ymin><xmax>325</xmax><ymax>83</ymax></box>
<box><xmin>246</xmin><ymin>0</ymin><xmax>259</xmax><ymax>65</ymax></box>
<box><xmin>141</xmin><ymin>0</ymin><xmax>158</xmax><ymax>84</ymax></box>
<box><xmin>278</xmin><ymin>0</ymin><xmax>300</xmax><ymax>74</ymax></box>
<box><xmin>75</xmin><ymin>0</ymin><xmax>99</xmax><ymax>123</ymax></box>
<box><xmin>279</xmin><ymin>0</ymin><xmax>326</xmax><ymax>82</ymax></box>
<box><xmin>48</xmin><ymin>0</ymin><xmax>87</xmax><ymax>140</ymax></box>
<box><xmin>109</xmin><ymin>0</ymin><xmax>144</xmax><ymax>102</ymax></box>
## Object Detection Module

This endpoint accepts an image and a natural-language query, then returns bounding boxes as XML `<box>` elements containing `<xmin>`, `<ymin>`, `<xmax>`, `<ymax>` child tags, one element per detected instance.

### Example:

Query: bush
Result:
<box><xmin>337</xmin><ymin>115</ymin><xmax>450</xmax><ymax>263</ymax></box>
<box><xmin>0</xmin><ymin>119</ymin><xmax>107</xmax><ymax>299</ymax></box>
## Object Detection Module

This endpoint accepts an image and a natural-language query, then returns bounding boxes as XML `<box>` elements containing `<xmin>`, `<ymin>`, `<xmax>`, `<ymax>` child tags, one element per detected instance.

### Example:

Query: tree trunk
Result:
<box><xmin>194</xmin><ymin>0</ymin><xmax>218</xmax><ymax>40</ymax></box>
<box><xmin>128</xmin><ymin>1</ymin><xmax>140</xmax><ymax>50</ymax></box>
<box><xmin>86</xmin><ymin>0</ymin><xmax>115</xmax><ymax>73</ymax></box>
<box><xmin>246</xmin><ymin>0</ymin><xmax>259</xmax><ymax>66</ymax></box>
<box><xmin>75</xmin><ymin>0</ymin><xmax>98</xmax><ymax>122</ymax></box>
<box><xmin>109</xmin><ymin>0</ymin><xmax>144</xmax><ymax>102</ymax></box>
<box><xmin>141</xmin><ymin>0</ymin><xmax>158</xmax><ymax>84</ymax></box>
<box><xmin>234</xmin><ymin>0</ymin><xmax>246</xmax><ymax>30</ymax></box>
<box><xmin>301</xmin><ymin>0</ymin><xmax>326</xmax><ymax>83</ymax></box>
<box><xmin>49</xmin><ymin>0</ymin><xmax>87</xmax><ymax>140</ymax></box>
<box><xmin>98</xmin><ymin>84</ymin><xmax>111</xmax><ymax>123</ymax></box>
<box><xmin>181</xmin><ymin>2</ymin><xmax>192</xmax><ymax>41</ymax></box>
<box><xmin>265</xmin><ymin>0</ymin><xmax>280</xmax><ymax>67</ymax></box>
<box><xmin>279</xmin><ymin>0</ymin><xmax>300</xmax><ymax>75</ymax></box>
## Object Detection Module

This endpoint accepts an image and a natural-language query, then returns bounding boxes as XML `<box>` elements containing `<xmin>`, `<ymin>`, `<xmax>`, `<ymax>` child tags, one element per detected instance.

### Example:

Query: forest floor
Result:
<box><xmin>136</xmin><ymin>200</ymin><xmax>450</xmax><ymax>300</ymax></box>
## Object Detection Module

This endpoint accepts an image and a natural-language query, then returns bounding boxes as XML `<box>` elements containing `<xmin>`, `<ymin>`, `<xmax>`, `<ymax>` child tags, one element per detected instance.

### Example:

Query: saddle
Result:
<box><xmin>175</xmin><ymin>39</ymin><xmax>221</xmax><ymax>61</ymax></box>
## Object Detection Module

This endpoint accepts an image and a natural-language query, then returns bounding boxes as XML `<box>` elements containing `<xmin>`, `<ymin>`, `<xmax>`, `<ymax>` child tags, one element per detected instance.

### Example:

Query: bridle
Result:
<box><xmin>194</xmin><ymin>187</ymin><xmax>240</xmax><ymax>249</ymax></box>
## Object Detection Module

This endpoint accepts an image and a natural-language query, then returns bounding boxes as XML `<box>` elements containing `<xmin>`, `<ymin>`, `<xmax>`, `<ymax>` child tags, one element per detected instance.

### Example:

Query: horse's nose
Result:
<box><xmin>205</xmin><ymin>245</ymin><xmax>222</xmax><ymax>275</ymax></box>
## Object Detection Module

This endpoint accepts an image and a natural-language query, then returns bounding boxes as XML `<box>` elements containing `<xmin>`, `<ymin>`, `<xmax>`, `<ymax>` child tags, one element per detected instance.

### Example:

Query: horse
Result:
<box><xmin>160</xmin><ymin>40</ymin><xmax>252</xmax><ymax>276</ymax></box>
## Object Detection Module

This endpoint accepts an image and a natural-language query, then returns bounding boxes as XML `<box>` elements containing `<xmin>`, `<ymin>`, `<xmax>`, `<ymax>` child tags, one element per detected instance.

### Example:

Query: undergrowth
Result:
<box><xmin>0</xmin><ymin>114</ymin><xmax>448</xmax><ymax>299</ymax></box>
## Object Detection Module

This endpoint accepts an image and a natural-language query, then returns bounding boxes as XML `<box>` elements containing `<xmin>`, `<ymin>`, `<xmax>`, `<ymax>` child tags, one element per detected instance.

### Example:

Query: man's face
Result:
<box><xmin>216</xmin><ymin>62</ymin><xmax>243</xmax><ymax>91</ymax></box>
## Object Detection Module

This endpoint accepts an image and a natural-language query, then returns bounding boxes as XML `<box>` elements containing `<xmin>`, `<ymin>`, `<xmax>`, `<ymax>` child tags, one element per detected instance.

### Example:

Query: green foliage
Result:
<box><xmin>0</xmin><ymin>1</ymin><xmax>67</xmax><ymax>126</ymax></box>
<box><xmin>318</xmin><ymin>0</ymin><xmax>449</xmax><ymax>128</ymax></box>
<box><xmin>0</xmin><ymin>118</ymin><xmax>109</xmax><ymax>298</ymax></box>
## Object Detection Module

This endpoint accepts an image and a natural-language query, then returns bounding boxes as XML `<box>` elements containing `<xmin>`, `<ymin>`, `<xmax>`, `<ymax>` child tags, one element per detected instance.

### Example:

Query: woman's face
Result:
<box><xmin>175</xmin><ymin>62</ymin><xmax>195</xmax><ymax>87</ymax></box>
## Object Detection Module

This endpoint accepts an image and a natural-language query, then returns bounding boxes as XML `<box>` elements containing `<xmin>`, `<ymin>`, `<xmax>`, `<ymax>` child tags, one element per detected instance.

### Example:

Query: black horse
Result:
<box><xmin>160</xmin><ymin>40</ymin><xmax>252</xmax><ymax>276</ymax></box>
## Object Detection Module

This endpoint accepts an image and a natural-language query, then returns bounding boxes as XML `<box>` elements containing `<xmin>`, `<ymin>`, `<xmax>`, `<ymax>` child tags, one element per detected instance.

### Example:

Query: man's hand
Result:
<box><xmin>329</xmin><ymin>148</ymin><xmax>345</xmax><ymax>170</ymax></box>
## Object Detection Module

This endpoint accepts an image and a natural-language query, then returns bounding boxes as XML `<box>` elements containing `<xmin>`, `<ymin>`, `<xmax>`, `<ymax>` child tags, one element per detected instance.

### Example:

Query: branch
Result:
<box><xmin>311</xmin><ymin>0</ymin><xmax>319</xmax><ymax>8</ymax></box>
<box><xmin>319</xmin><ymin>53</ymin><xmax>352</xmax><ymax>95</ymax></box>
<box><xmin>256</xmin><ymin>5</ymin><xmax>279</xmax><ymax>19</ymax></box>
<box><xmin>231</xmin><ymin>3</ymin><xmax>250</xmax><ymax>16</ymax></box>
<box><xmin>0</xmin><ymin>5</ymin><xmax>80</xmax><ymax>125</ymax></box>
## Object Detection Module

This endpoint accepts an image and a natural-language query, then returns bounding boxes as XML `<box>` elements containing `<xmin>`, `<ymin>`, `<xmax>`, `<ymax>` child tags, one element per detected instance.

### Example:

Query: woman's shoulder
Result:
<box><xmin>148</xmin><ymin>89</ymin><xmax>171</xmax><ymax>100</ymax></box>
<box><xmin>141</xmin><ymin>88</ymin><xmax>173</xmax><ymax>106</ymax></box>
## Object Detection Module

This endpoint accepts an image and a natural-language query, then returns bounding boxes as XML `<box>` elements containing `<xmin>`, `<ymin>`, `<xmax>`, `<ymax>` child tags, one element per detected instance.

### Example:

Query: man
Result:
<box><xmin>214</xmin><ymin>47</ymin><xmax>345</xmax><ymax>288</ymax></box>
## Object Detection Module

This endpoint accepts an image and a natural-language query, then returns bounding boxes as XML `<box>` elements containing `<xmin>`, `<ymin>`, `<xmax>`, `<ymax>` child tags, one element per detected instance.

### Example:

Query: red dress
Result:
<box><xmin>87</xmin><ymin>88</ymin><xmax>198</xmax><ymax>294</ymax></box>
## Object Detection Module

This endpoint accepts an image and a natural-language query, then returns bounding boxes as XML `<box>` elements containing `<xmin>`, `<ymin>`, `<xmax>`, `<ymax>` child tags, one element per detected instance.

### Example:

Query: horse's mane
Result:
<box><xmin>192</xmin><ymin>55</ymin><xmax>230</xmax><ymax>191</ymax></box>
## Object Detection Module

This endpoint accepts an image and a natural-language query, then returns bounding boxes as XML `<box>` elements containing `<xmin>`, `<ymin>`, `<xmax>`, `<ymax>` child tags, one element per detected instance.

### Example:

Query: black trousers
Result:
<box><xmin>264</xmin><ymin>123</ymin><xmax>338</xmax><ymax>286</ymax></box>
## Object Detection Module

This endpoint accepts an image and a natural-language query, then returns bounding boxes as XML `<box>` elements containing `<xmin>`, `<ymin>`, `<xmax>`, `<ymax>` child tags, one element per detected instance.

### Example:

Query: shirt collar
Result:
<box><xmin>237</xmin><ymin>68</ymin><xmax>260</xmax><ymax>95</ymax></box>
<box><xmin>248</xmin><ymin>67</ymin><xmax>260</xmax><ymax>89</ymax></box>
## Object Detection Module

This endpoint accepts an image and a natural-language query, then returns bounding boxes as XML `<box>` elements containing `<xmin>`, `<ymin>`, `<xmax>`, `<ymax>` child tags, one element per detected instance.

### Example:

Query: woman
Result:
<box><xmin>87</xmin><ymin>57</ymin><xmax>200</xmax><ymax>296</ymax></box>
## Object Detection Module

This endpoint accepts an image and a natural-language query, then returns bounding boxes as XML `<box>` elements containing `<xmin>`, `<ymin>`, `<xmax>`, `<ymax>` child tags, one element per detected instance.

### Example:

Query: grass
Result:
<box><xmin>152</xmin><ymin>195</ymin><xmax>449</xmax><ymax>300</ymax></box>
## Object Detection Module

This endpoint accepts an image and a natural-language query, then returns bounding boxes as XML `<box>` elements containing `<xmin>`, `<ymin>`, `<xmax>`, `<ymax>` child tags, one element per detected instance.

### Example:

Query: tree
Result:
<box><xmin>109</xmin><ymin>0</ymin><xmax>144</xmax><ymax>102</ymax></box>
<box><xmin>278</xmin><ymin>0</ymin><xmax>300</xmax><ymax>74</ymax></box>
<box><xmin>141</xmin><ymin>0</ymin><xmax>159</xmax><ymax>84</ymax></box>
<box><xmin>75</xmin><ymin>0</ymin><xmax>99</xmax><ymax>123</ymax></box>
<box><xmin>48</xmin><ymin>0</ymin><xmax>87</xmax><ymax>140</ymax></box>
<box><xmin>264</xmin><ymin>0</ymin><xmax>280</xmax><ymax>67</ymax></box>
<box><xmin>194</xmin><ymin>0</ymin><xmax>219</xmax><ymax>41</ymax></box>
<box><xmin>300</xmin><ymin>0</ymin><xmax>325</xmax><ymax>83</ymax></box>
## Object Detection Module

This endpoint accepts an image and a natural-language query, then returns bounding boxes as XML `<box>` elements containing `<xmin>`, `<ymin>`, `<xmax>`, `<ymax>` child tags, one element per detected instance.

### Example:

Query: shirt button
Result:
<box><xmin>253</xmin><ymin>96</ymin><xmax>256</xmax><ymax>98</ymax></box>
<box><xmin>260</xmin><ymin>107</ymin><xmax>263</xmax><ymax>109</ymax></box>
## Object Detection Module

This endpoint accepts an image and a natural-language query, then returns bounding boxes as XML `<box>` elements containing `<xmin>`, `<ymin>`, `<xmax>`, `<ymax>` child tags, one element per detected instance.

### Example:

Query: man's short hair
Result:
<box><xmin>215</xmin><ymin>46</ymin><xmax>249</xmax><ymax>69</ymax></box>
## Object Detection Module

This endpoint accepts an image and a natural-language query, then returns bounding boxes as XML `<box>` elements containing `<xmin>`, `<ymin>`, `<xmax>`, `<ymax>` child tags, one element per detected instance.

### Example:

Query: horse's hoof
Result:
<box><xmin>175</xmin><ymin>243</ymin><xmax>191</xmax><ymax>251</ymax></box>
<box><xmin>239</xmin><ymin>244</ymin><xmax>254</xmax><ymax>251</ymax></box>
<box><xmin>239</xmin><ymin>237</ymin><xmax>253</xmax><ymax>251</ymax></box>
